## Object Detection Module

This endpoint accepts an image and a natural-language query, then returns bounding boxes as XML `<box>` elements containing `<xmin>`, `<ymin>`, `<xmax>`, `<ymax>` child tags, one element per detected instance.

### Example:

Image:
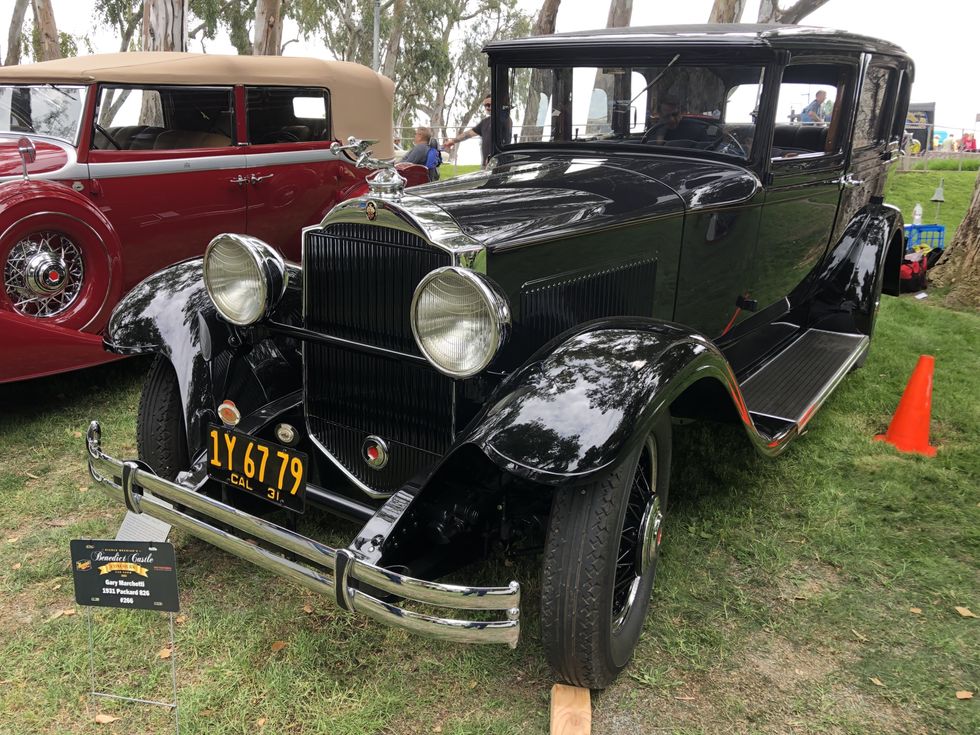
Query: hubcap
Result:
<box><xmin>4</xmin><ymin>232</ymin><xmax>84</xmax><ymax>317</ymax></box>
<box><xmin>612</xmin><ymin>435</ymin><xmax>660</xmax><ymax>632</ymax></box>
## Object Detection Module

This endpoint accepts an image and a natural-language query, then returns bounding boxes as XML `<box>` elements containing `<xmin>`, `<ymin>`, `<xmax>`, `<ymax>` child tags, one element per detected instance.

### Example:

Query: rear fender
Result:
<box><xmin>104</xmin><ymin>258</ymin><xmax>302</xmax><ymax>456</ymax></box>
<box><xmin>460</xmin><ymin>319</ymin><xmax>752</xmax><ymax>485</ymax></box>
<box><xmin>806</xmin><ymin>203</ymin><xmax>905</xmax><ymax>335</ymax></box>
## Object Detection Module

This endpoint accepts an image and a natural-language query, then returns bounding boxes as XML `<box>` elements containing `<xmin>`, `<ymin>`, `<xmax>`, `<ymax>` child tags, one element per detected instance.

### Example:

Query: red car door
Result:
<box><xmin>242</xmin><ymin>85</ymin><xmax>365</xmax><ymax>261</ymax></box>
<box><xmin>85</xmin><ymin>84</ymin><xmax>248</xmax><ymax>292</ymax></box>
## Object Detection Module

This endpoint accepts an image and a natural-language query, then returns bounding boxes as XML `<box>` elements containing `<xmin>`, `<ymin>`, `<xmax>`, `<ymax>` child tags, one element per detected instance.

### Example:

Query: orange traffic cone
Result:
<box><xmin>875</xmin><ymin>355</ymin><xmax>937</xmax><ymax>457</ymax></box>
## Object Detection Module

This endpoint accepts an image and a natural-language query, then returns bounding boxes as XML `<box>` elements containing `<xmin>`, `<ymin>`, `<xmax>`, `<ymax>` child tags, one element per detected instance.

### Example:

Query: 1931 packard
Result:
<box><xmin>87</xmin><ymin>25</ymin><xmax>912</xmax><ymax>687</ymax></box>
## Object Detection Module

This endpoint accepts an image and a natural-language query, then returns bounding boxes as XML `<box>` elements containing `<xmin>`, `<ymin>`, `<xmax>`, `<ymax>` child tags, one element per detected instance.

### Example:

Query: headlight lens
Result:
<box><xmin>411</xmin><ymin>266</ymin><xmax>510</xmax><ymax>378</ymax></box>
<box><xmin>203</xmin><ymin>233</ymin><xmax>286</xmax><ymax>326</ymax></box>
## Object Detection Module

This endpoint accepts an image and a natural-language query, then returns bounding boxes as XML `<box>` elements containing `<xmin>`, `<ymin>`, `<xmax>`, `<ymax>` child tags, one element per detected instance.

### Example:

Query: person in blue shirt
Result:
<box><xmin>802</xmin><ymin>90</ymin><xmax>827</xmax><ymax>123</ymax></box>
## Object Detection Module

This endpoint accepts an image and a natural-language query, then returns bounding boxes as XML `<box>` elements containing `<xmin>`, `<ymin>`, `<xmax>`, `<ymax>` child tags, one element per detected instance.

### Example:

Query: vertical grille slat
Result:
<box><xmin>304</xmin><ymin>224</ymin><xmax>453</xmax><ymax>495</ymax></box>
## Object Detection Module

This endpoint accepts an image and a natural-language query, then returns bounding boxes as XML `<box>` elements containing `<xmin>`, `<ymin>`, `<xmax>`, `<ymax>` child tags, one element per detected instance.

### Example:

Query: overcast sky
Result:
<box><xmin>28</xmin><ymin>0</ymin><xmax>980</xmax><ymax>135</ymax></box>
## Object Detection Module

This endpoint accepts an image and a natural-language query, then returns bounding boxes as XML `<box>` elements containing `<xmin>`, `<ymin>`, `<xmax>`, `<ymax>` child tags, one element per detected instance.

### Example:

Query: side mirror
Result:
<box><xmin>17</xmin><ymin>137</ymin><xmax>36</xmax><ymax>179</ymax></box>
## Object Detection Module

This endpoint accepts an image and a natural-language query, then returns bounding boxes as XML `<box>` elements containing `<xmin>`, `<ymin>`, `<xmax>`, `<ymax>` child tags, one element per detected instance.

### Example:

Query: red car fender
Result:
<box><xmin>0</xmin><ymin>310</ymin><xmax>121</xmax><ymax>383</ymax></box>
<box><xmin>0</xmin><ymin>180</ymin><xmax>123</xmax><ymax>333</ymax></box>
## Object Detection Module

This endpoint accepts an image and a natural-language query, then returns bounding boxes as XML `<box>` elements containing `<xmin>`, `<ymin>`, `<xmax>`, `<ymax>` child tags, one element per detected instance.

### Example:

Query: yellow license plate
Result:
<box><xmin>207</xmin><ymin>425</ymin><xmax>307</xmax><ymax>512</ymax></box>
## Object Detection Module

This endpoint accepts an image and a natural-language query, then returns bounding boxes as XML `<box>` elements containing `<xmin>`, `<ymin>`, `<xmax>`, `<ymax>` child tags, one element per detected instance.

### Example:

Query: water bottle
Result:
<box><xmin>912</xmin><ymin>202</ymin><xmax>923</xmax><ymax>225</ymax></box>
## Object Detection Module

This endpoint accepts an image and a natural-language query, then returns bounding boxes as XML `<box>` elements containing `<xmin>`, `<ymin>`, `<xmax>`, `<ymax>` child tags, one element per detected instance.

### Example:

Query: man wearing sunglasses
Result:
<box><xmin>445</xmin><ymin>93</ymin><xmax>511</xmax><ymax>166</ymax></box>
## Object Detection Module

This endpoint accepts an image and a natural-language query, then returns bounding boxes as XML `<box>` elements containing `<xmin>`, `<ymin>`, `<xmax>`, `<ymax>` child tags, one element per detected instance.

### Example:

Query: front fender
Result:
<box><xmin>105</xmin><ymin>258</ymin><xmax>302</xmax><ymax>455</ymax></box>
<box><xmin>462</xmin><ymin>319</ymin><xmax>751</xmax><ymax>485</ymax></box>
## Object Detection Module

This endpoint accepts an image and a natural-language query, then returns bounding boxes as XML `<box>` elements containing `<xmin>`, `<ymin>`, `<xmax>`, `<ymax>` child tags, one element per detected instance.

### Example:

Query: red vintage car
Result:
<box><xmin>0</xmin><ymin>52</ymin><xmax>425</xmax><ymax>382</ymax></box>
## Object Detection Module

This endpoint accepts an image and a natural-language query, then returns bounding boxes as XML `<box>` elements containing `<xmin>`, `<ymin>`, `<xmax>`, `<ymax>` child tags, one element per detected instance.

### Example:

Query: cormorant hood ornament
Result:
<box><xmin>330</xmin><ymin>136</ymin><xmax>407</xmax><ymax>199</ymax></box>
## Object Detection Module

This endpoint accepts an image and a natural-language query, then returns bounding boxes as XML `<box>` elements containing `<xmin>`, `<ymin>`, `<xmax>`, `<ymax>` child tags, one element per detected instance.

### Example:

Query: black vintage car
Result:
<box><xmin>87</xmin><ymin>25</ymin><xmax>912</xmax><ymax>688</ymax></box>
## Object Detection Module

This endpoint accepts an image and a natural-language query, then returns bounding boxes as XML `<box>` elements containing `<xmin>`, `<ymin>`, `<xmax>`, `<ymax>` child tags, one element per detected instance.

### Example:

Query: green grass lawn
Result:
<box><xmin>1</xmin><ymin>295</ymin><xmax>977</xmax><ymax>734</ymax></box>
<box><xmin>885</xmin><ymin>169</ymin><xmax>978</xmax><ymax>236</ymax></box>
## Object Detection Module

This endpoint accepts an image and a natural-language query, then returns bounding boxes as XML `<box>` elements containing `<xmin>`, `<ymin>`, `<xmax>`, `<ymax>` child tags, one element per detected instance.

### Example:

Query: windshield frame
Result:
<box><xmin>0</xmin><ymin>84</ymin><xmax>89</xmax><ymax>146</ymax></box>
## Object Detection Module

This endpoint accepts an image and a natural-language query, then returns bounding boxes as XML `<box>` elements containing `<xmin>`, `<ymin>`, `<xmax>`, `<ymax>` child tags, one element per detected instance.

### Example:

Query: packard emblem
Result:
<box><xmin>365</xmin><ymin>201</ymin><xmax>378</xmax><ymax>221</ymax></box>
<box><xmin>361</xmin><ymin>435</ymin><xmax>389</xmax><ymax>470</ymax></box>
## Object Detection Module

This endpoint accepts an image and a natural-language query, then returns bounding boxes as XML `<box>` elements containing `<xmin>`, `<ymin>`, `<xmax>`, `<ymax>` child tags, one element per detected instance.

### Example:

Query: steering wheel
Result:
<box><xmin>259</xmin><ymin>130</ymin><xmax>301</xmax><ymax>144</ymax></box>
<box><xmin>95</xmin><ymin>124</ymin><xmax>122</xmax><ymax>150</ymax></box>
<box><xmin>641</xmin><ymin>117</ymin><xmax>745</xmax><ymax>156</ymax></box>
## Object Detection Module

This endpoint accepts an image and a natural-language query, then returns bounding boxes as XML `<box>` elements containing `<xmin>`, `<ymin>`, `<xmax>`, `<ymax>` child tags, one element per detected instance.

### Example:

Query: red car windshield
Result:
<box><xmin>0</xmin><ymin>84</ymin><xmax>87</xmax><ymax>144</ymax></box>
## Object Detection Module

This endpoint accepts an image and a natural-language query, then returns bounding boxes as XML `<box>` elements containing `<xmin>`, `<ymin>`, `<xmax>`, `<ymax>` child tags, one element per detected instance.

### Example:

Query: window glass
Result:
<box><xmin>0</xmin><ymin>85</ymin><xmax>86</xmax><ymax>143</ymax></box>
<box><xmin>93</xmin><ymin>85</ymin><xmax>234</xmax><ymax>150</ymax></box>
<box><xmin>771</xmin><ymin>63</ymin><xmax>854</xmax><ymax>159</ymax></box>
<box><xmin>503</xmin><ymin>61</ymin><xmax>765</xmax><ymax>159</ymax></box>
<box><xmin>246</xmin><ymin>86</ymin><xmax>331</xmax><ymax>145</ymax></box>
<box><xmin>854</xmin><ymin>65</ymin><xmax>892</xmax><ymax>148</ymax></box>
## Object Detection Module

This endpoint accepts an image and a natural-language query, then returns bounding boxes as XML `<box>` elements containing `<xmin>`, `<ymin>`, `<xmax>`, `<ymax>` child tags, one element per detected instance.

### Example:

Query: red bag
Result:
<box><xmin>900</xmin><ymin>251</ymin><xmax>928</xmax><ymax>292</ymax></box>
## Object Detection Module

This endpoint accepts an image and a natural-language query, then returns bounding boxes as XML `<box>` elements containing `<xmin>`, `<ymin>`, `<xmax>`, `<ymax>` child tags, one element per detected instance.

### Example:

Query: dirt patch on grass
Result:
<box><xmin>594</xmin><ymin>632</ymin><xmax>927</xmax><ymax>734</ymax></box>
<box><xmin>775</xmin><ymin>560</ymin><xmax>843</xmax><ymax>604</ymax></box>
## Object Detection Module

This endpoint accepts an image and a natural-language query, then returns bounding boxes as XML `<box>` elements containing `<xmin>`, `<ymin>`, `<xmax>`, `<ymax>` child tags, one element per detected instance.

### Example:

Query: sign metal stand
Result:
<box><xmin>72</xmin><ymin>537</ymin><xmax>182</xmax><ymax>733</ymax></box>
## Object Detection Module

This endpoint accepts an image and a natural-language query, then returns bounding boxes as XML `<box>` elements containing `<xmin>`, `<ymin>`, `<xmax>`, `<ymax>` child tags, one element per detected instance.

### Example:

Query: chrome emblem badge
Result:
<box><xmin>362</xmin><ymin>435</ymin><xmax>389</xmax><ymax>470</ymax></box>
<box><xmin>365</xmin><ymin>201</ymin><xmax>378</xmax><ymax>221</ymax></box>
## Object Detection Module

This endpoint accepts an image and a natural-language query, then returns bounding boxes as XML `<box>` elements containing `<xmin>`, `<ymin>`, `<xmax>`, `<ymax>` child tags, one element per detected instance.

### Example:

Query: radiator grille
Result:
<box><xmin>303</xmin><ymin>223</ymin><xmax>453</xmax><ymax>495</ymax></box>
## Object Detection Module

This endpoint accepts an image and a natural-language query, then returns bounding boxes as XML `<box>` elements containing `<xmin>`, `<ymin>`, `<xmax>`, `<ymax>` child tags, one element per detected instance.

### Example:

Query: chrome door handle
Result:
<box><xmin>838</xmin><ymin>173</ymin><xmax>864</xmax><ymax>189</ymax></box>
<box><xmin>250</xmin><ymin>173</ymin><xmax>274</xmax><ymax>184</ymax></box>
<box><xmin>230</xmin><ymin>174</ymin><xmax>248</xmax><ymax>186</ymax></box>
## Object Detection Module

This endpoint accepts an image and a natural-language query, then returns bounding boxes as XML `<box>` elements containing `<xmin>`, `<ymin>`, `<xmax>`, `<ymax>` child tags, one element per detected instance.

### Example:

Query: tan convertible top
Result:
<box><xmin>0</xmin><ymin>53</ymin><xmax>394</xmax><ymax>158</ymax></box>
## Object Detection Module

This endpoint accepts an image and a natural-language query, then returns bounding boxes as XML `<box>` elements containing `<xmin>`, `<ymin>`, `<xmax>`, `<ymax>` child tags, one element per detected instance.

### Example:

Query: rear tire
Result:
<box><xmin>540</xmin><ymin>413</ymin><xmax>672</xmax><ymax>688</ymax></box>
<box><xmin>137</xmin><ymin>355</ymin><xmax>188</xmax><ymax>481</ymax></box>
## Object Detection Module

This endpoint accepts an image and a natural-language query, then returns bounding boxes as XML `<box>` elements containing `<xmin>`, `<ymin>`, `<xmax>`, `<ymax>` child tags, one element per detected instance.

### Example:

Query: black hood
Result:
<box><xmin>411</xmin><ymin>151</ymin><xmax>761</xmax><ymax>250</ymax></box>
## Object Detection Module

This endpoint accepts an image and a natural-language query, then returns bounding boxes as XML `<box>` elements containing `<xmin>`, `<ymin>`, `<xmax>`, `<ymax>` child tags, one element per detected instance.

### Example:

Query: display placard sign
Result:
<box><xmin>71</xmin><ymin>540</ymin><xmax>179</xmax><ymax>612</ymax></box>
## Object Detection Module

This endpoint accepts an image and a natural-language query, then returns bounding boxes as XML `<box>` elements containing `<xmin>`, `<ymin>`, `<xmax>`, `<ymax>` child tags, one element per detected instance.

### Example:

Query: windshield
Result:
<box><xmin>501</xmin><ymin>61</ymin><xmax>765</xmax><ymax>159</ymax></box>
<box><xmin>0</xmin><ymin>85</ymin><xmax>87</xmax><ymax>144</ymax></box>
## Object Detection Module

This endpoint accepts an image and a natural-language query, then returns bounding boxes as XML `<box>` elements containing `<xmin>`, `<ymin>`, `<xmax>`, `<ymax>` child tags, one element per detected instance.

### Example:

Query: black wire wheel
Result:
<box><xmin>3</xmin><ymin>231</ymin><xmax>84</xmax><ymax>318</ymax></box>
<box><xmin>540</xmin><ymin>412</ymin><xmax>672</xmax><ymax>689</ymax></box>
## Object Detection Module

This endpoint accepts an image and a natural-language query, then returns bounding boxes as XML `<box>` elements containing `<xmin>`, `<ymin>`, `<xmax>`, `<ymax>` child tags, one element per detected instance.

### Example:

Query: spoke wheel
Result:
<box><xmin>3</xmin><ymin>231</ymin><xmax>85</xmax><ymax>318</ymax></box>
<box><xmin>540</xmin><ymin>412</ymin><xmax>672</xmax><ymax>689</ymax></box>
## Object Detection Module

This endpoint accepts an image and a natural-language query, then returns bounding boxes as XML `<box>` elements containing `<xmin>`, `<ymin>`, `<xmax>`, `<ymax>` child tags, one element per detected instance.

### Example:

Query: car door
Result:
<box><xmin>86</xmin><ymin>84</ymin><xmax>247</xmax><ymax>292</ymax></box>
<box><xmin>243</xmin><ymin>85</ymin><xmax>354</xmax><ymax>261</ymax></box>
<box><xmin>749</xmin><ymin>55</ymin><xmax>861</xmax><ymax>321</ymax></box>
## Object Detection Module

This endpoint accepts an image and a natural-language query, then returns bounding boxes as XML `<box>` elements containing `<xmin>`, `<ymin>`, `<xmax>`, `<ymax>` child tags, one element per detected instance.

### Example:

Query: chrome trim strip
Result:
<box><xmin>306</xmin><ymin>426</ymin><xmax>397</xmax><ymax>500</ymax></box>
<box><xmin>245</xmin><ymin>147</ymin><xmax>343</xmax><ymax>168</ymax></box>
<box><xmin>88</xmin><ymin>154</ymin><xmax>248</xmax><ymax>179</ymax></box>
<box><xmin>86</xmin><ymin>421</ymin><xmax>520</xmax><ymax>647</ymax></box>
<box><xmin>796</xmin><ymin>335</ymin><xmax>868</xmax><ymax>430</ymax></box>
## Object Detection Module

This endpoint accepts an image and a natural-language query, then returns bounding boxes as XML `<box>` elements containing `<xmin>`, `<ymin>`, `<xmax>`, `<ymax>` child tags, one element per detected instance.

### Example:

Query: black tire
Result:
<box><xmin>137</xmin><ymin>355</ymin><xmax>188</xmax><ymax>481</ymax></box>
<box><xmin>540</xmin><ymin>412</ymin><xmax>672</xmax><ymax>689</ymax></box>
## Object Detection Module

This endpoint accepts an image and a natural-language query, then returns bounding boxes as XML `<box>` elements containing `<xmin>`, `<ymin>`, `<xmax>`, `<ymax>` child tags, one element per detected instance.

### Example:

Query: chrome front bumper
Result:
<box><xmin>86</xmin><ymin>421</ymin><xmax>520</xmax><ymax>647</ymax></box>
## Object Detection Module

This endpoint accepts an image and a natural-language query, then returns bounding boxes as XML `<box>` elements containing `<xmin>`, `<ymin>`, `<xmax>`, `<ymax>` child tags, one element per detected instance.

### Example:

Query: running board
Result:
<box><xmin>740</xmin><ymin>329</ymin><xmax>868</xmax><ymax>428</ymax></box>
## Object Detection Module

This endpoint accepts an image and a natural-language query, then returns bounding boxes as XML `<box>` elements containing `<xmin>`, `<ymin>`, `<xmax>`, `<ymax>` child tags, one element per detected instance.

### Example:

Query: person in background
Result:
<box><xmin>801</xmin><ymin>90</ymin><xmax>827</xmax><ymax>123</ymax></box>
<box><xmin>444</xmin><ymin>93</ymin><xmax>512</xmax><ymax>167</ymax></box>
<box><xmin>403</xmin><ymin>126</ymin><xmax>435</xmax><ymax>166</ymax></box>
<box><xmin>425</xmin><ymin>137</ymin><xmax>442</xmax><ymax>181</ymax></box>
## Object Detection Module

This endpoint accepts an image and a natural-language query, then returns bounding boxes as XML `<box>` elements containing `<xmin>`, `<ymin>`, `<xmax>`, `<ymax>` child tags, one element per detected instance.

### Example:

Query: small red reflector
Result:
<box><xmin>366</xmin><ymin>446</ymin><xmax>379</xmax><ymax>461</ymax></box>
<box><xmin>49</xmin><ymin>270</ymin><xmax>60</xmax><ymax>282</ymax></box>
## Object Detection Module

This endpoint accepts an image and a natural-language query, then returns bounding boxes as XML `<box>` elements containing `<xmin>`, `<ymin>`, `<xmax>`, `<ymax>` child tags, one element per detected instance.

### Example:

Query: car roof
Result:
<box><xmin>0</xmin><ymin>52</ymin><xmax>396</xmax><ymax>157</ymax></box>
<box><xmin>486</xmin><ymin>23</ymin><xmax>908</xmax><ymax>58</ymax></box>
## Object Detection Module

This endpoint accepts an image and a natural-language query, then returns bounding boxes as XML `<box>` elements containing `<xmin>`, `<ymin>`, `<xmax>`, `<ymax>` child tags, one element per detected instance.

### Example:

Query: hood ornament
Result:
<box><xmin>330</xmin><ymin>136</ymin><xmax>406</xmax><ymax>199</ymax></box>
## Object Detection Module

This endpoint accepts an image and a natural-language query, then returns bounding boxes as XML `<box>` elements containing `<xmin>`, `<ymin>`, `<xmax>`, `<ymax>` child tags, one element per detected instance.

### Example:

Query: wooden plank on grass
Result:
<box><xmin>550</xmin><ymin>683</ymin><xmax>591</xmax><ymax>735</ymax></box>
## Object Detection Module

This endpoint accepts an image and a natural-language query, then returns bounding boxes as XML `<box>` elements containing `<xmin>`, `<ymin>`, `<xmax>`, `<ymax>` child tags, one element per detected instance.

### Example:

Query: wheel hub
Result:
<box><xmin>26</xmin><ymin>252</ymin><xmax>68</xmax><ymax>295</ymax></box>
<box><xmin>3</xmin><ymin>232</ymin><xmax>84</xmax><ymax>317</ymax></box>
<box><xmin>635</xmin><ymin>496</ymin><xmax>663</xmax><ymax>577</ymax></box>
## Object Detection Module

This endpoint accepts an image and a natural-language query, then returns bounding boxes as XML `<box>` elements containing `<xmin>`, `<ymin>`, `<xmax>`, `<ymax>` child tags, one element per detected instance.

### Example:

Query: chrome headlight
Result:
<box><xmin>411</xmin><ymin>267</ymin><xmax>510</xmax><ymax>378</ymax></box>
<box><xmin>203</xmin><ymin>233</ymin><xmax>287</xmax><ymax>326</ymax></box>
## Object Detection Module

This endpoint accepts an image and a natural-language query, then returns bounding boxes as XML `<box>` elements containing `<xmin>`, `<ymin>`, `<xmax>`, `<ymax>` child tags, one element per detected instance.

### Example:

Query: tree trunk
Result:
<box><xmin>758</xmin><ymin>0</ymin><xmax>831</xmax><ymax>24</ymax></box>
<box><xmin>519</xmin><ymin>0</ymin><xmax>561</xmax><ymax>142</ymax></box>
<box><xmin>709</xmin><ymin>0</ymin><xmax>746</xmax><ymax>23</ymax></box>
<box><xmin>4</xmin><ymin>0</ymin><xmax>30</xmax><ymax>65</ymax></box>
<box><xmin>31</xmin><ymin>0</ymin><xmax>60</xmax><ymax>61</ymax></box>
<box><xmin>932</xmin><ymin>175</ymin><xmax>980</xmax><ymax>308</ymax></box>
<box><xmin>142</xmin><ymin>0</ymin><xmax>188</xmax><ymax>52</ymax></box>
<box><xmin>381</xmin><ymin>0</ymin><xmax>405</xmax><ymax>79</ymax></box>
<box><xmin>587</xmin><ymin>0</ymin><xmax>632</xmax><ymax>134</ymax></box>
<box><xmin>253</xmin><ymin>0</ymin><xmax>282</xmax><ymax>55</ymax></box>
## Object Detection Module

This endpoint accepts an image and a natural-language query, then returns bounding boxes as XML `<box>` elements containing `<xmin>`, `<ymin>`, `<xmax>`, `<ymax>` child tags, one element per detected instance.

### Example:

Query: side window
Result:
<box><xmin>771</xmin><ymin>63</ymin><xmax>854</xmax><ymax>159</ymax></box>
<box><xmin>93</xmin><ymin>85</ymin><xmax>235</xmax><ymax>151</ymax></box>
<box><xmin>245</xmin><ymin>86</ymin><xmax>331</xmax><ymax>145</ymax></box>
<box><xmin>854</xmin><ymin>65</ymin><xmax>893</xmax><ymax>149</ymax></box>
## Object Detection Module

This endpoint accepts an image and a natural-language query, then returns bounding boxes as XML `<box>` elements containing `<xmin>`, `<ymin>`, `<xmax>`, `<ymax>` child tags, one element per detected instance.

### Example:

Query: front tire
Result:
<box><xmin>540</xmin><ymin>413</ymin><xmax>672</xmax><ymax>688</ymax></box>
<box><xmin>137</xmin><ymin>355</ymin><xmax>188</xmax><ymax>481</ymax></box>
